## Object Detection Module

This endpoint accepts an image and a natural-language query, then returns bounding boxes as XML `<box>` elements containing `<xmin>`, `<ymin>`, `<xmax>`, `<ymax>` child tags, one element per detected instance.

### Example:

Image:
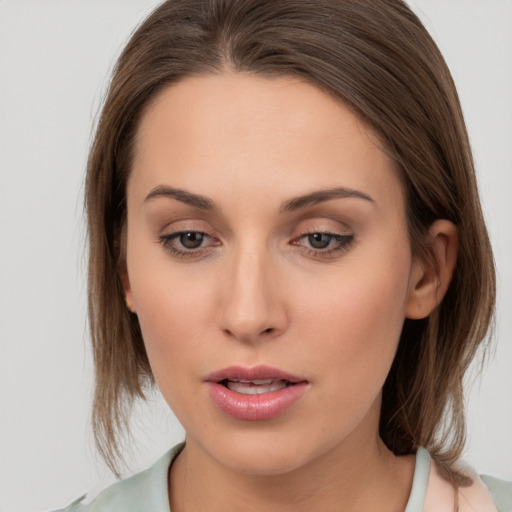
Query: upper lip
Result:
<box><xmin>205</xmin><ymin>365</ymin><xmax>307</xmax><ymax>384</ymax></box>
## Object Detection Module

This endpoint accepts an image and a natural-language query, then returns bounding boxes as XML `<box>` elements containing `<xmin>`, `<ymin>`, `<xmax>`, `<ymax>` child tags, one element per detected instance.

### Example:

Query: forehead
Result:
<box><xmin>136</xmin><ymin>72</ymin><xmax>375</xmax><ymax>153</ymax></box>
<box><xmin>130</xmin><ymin>72</ymin><xmax>403</xmax><ymax>212</ymax></box>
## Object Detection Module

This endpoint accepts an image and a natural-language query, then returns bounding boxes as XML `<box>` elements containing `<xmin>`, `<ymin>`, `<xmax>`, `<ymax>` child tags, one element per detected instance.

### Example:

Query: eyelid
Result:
<box><xmin>287</xmin><ymin>217</ymin><xmax>355</xmax><ymax>258</ymax></box>
<box><xmin>293</xmin><ymin>217</ymin><xmax>353</xmax><ymax>235</ymax></box>
<box><xmin>158</xmin><ymin>228</ymin><xmax>221</xmax><ymax>259</ymax></box>
<box><xmin>289</xmin><ymin>232</ymin><xmax>354</xmax><ymax>259</ymax></box>
<box><xmin>156</xmin><ymin>215</ymin><xmax>215</xmax><ymax>233</ymax></box>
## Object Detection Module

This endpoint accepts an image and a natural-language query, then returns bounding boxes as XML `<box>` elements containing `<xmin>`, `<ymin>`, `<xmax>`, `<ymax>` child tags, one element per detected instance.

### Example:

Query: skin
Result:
<box><xmin>123</xmin><ymin>72</ymin><xmax>458</xmax><ymax>511</ymax></box>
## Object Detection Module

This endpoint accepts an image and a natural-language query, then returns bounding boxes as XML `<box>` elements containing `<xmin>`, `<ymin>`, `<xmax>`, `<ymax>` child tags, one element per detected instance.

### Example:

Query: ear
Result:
<box><xmin>122</xmin><ymin>271</ymin><xmax>136</xmax><ymax>314</ymax></box>
<box><xmin>405</xmin><ymin>220</ymin><xmax>458</xmax><ymax>320</ymax></box>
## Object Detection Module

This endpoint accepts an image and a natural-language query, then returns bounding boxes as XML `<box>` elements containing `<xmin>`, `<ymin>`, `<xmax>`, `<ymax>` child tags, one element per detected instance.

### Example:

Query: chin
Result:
<box><xmin>221</xmin><ymin>448</ymin><xmax>309</xmax><ymax>476</ymax></box>
<box><xmin>197</xmin><ymin>427</ymin><xmax>331</xmax><ymax>477</ymax></box>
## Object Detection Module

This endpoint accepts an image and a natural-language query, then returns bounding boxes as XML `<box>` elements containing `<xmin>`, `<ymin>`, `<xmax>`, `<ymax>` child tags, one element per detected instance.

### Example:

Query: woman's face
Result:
<box><xmin>124</xmin><ymin>72</ymin><xmax>423</xmax><ymax>475</ymax></box>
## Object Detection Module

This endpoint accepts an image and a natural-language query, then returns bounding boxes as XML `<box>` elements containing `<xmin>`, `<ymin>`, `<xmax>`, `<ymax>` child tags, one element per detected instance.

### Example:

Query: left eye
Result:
<box><xmin>305</xmin><ymin>233</ymin><xmax>337</xmax><ymax>249</ymax></box>
<box><xmin>293</xmin><ymin>232</ymin><xmax>354</xmax><ymax>255</ymax></box>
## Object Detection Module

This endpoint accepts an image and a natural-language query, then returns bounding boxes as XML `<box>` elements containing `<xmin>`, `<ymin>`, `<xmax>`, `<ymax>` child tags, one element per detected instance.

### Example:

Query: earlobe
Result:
<box><xmin>122</xmin><ymin>272</ymin><xmax>136</xmax><ymax>313</ymax></box>
<box><xmin>405</xmin><ymin>220</ymin><xmax>458</xmax><ymax>320</ymax></box>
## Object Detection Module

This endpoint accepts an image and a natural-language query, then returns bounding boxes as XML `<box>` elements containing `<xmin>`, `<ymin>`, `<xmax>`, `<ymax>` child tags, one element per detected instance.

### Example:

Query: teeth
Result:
<box><xmin>228</xmin><ymin>378</ymin><xmax>273</xmax><ymax>384</ymax></box>
<box><xmin>225</xmin><ymin>379</ymin><xmax>289</xmax><ymax>394</ymax></box>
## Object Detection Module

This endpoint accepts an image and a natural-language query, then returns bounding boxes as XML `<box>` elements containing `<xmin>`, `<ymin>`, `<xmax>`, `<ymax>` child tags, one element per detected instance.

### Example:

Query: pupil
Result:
<box><xmin>308</xmin><ymin>233</ymin><xmax>331</xmax><ymax>249</ymax></box>
<box><xmin>180</xmin><ymin>232</ymin><xmax>203</xmax><ymax>249</ymax></box>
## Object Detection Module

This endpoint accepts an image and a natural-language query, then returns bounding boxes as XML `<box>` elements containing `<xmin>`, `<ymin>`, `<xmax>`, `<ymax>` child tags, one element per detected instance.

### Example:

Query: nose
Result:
<box><xmin>216</xmin><ymin>245</ymin><xmax>287</xmax><ymax>343</ymax></box>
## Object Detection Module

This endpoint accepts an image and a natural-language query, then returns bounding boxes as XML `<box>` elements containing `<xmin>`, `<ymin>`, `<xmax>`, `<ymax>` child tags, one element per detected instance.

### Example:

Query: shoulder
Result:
<box><xmin>457</xmin><ymin>473</ymin><xmax>512</xmax><ymax>512</ymax></box>
<box><xmin>52</xmin><ymin>444</ymin><xmax>184</xmax><ymax>512</ymax></box>
<box><xmin>423</xmin><ymin>450</ymin><xmax>512</xmax><ymax>512</ymax></box>
<box><xmin>480</xmin><ymin>475</ymin><xmax>512</xmax><ymax>512</ymax></box>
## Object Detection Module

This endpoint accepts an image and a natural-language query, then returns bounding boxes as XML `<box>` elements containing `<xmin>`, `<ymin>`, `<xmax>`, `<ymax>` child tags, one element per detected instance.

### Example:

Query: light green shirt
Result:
<box><xmin>55</xmin><ymin>444</ymin><xmax>511</xmax><ymax>512</ymax></box>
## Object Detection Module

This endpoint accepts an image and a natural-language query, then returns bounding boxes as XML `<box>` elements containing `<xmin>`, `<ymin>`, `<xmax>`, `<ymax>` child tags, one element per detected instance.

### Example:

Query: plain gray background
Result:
<box><xmin>0</xmin><ymin>1</ymin><xmax>511</xmax><ymax>510</ymax></box>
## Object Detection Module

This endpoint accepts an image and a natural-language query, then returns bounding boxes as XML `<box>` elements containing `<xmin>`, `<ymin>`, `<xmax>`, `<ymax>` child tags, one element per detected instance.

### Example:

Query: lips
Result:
<box><xmin>205</xmin><ymin>365</ymin><xmax>309</xmax><ymax>420</ymax></box>
<box><xmin>206</xmin><ymin>365</ymin><xmax>305</xmax><ymax>384</ymax></box>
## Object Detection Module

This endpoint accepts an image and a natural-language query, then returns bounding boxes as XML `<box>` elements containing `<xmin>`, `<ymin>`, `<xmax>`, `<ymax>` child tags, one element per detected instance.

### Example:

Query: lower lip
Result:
<box><xmin>207</xmin><ymin>381</ymin><xmax>308</xmax><ymax>421</ymax></box>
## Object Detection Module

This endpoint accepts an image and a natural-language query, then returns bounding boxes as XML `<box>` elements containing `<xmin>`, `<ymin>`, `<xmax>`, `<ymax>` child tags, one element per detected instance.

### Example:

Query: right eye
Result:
<box><xmin>176</xmin><ymin>231</ymin><xmax>206</xmax><ymax>249</ymax></box>
<box><xmin>159</xmin><ymin>230</ymin><xmax>219</xmax><ymax>258</ymax></box>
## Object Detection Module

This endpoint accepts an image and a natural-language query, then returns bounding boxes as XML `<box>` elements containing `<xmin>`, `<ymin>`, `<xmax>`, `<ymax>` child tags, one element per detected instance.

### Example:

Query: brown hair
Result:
<box><xmin>86</xmin><ymin>0</ymin><xmax>495</xmax><ymax>479</ymax></box>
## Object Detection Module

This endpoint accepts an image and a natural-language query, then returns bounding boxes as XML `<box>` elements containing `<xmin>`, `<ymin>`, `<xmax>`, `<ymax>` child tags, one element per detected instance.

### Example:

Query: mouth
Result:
<box><xmin>219</xmin><ymin>378</ymin><xmax>294</xmax><ymax>395</ymax></box>
<box><xmin>206</xmin><ymin>365</ymin><xmax>306</xmax><ymax>391</ymax></box>
<box><xmin>205</xmin><ymin>365</ymin><xmax>309</xmax><ymax>420</ymax></box>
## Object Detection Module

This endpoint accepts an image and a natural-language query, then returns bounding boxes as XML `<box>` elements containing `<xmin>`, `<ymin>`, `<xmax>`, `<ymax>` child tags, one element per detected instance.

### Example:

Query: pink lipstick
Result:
<box><xmin>205</xmin><ymin>365</ymin><xmax>308</xmax><ymax>421</ymax></box>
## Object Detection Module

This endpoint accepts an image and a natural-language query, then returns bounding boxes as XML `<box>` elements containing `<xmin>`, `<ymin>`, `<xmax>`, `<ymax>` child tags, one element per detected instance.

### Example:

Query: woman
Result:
<box><xmin>56</xmin><ymin>0</ymin><xmax>511</xmax><ymax>510</ymax></box>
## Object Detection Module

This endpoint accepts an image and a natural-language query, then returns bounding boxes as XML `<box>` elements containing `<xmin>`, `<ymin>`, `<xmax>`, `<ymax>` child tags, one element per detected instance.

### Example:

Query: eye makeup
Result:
<box><xmin>290</xmin><ymin>232</ymin><xmax>355</xmax><ymax>259</ymax></box>
<box><xmin>158</xmin><ymin>230</ymin><xmax>220</xmax><ymax>259</ymax></box>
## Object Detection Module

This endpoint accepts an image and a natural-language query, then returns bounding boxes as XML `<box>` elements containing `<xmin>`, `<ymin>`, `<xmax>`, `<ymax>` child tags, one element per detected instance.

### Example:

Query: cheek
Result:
<box><xmin>133</xmin><ymin>272</ymin><xmax>210</xmax><ymax>359</ymax></box>
<box><xmin>125</xmin><ymin>238</ymin><xmax>215</xmax><ymax>394</ymax></box>
<box><xmin>132</xmin><ymin>275</ymin><xmax>213</xmax><ymax>420</ymax></box>
<box><xmin>292</xmin><ymin>245</ymin><xmax>411</xmax><ymax>390</ymax></box>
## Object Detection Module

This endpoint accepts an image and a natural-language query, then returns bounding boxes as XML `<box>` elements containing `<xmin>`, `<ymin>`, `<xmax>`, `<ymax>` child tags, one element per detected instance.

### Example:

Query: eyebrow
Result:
<box><xmin>144</xmin><ymin>185</ymin><xmax>215</xmax><ymax>210</ymax></box>
<box><xmin>144</xmin><ymin>185</ymin><xmax>375</xmax><ymax>212</ymax></box>
<box><xmin>280</xmin><ymin>187</ymin><xmax>375</xmax><ymax>213</ymax></box>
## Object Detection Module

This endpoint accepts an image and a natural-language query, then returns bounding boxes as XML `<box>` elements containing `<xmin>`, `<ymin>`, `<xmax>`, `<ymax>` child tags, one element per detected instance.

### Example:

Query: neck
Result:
<box><xmin>169</xmin><ymin>428</ymin><xmax>415</xmax><ymax>512</ymax></box>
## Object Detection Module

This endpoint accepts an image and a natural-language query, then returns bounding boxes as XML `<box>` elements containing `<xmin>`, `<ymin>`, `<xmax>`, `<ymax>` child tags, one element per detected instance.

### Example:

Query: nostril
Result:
<box><xmin>222</xmin><ymin>326</ymin><xmax>275</xmax><ymax>340</ymax></box>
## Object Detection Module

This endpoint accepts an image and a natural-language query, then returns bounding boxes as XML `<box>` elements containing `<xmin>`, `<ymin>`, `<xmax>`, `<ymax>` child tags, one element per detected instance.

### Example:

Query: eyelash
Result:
<box><xmin>292</xmin><ymin>232</ymin><xmax>354</xmax><ymax>258</ymax></box>
<box><xmin>158</xmin><ymin>230</ymin><xmax>354</xmax><ymax>259</ymax></box>
<box><xmin>159</xmin><ymin>231</ymin><xmax>216</xmax><ymax>259</ymax></box>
